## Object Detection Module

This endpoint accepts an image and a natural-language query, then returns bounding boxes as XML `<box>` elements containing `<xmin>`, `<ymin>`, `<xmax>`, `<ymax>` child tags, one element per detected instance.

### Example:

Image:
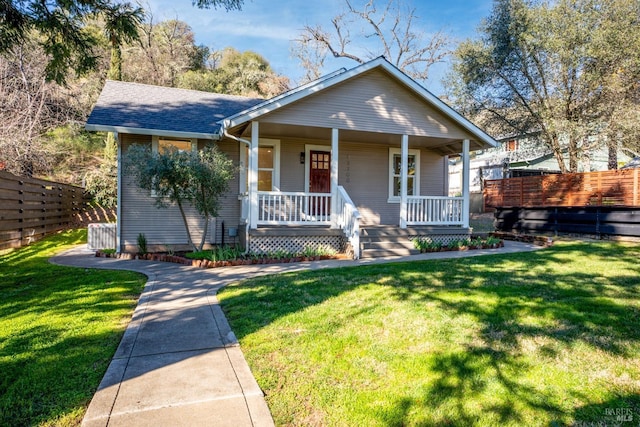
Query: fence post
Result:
<box><xmin>634</xmin><ymin>168</ymin><xmax>638</xmax><ymax>206</ymax></box>
<box><xmin>19</xmin><ymin>178</ymin><xmax>25</xmax><ymax>247</ymax></box>
<box><xmin>597</xmin><ymin>172</ymin><xmax>603</xmax><ymax>206</ymax></box>
<box><xmin>520</xmin><ymin>178</ymin><xmax>524</xmax><ymax>206</ymax></box>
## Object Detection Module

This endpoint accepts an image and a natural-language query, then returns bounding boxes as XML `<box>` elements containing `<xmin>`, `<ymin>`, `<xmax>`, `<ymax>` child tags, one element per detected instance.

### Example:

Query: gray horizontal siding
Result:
<box><xmin>119</xmin><ymin>134</ymin><xmax>242</xmax><ymax>249</ymax></box>
<box><xmin>260</xmin><ymin>69</ymin><xmax>475</xmax><ymax>140</ymax></box>
<box><xmin>273</xmin><ymin>136</ymin><xmax>447</xmax><ymax>226</ymax></box>
<box><xmin>209</xmin><ymin>139</ymin><xmax>242</xmax><ymax>245</ymax></box>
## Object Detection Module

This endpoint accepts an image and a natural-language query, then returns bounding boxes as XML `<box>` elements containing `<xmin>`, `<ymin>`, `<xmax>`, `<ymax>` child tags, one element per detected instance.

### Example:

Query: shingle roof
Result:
<box><xmin>86</xmin><ymin>80</ymin><xmax>264</xmax><ymax>138</ymax></box>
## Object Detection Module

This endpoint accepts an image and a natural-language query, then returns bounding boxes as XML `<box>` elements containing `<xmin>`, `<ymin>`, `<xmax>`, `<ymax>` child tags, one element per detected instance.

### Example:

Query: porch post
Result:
<box><xmin>249</xmin><ymin>121</ymin><xmax>259</xmax><ymax>229</ymax></box>
<box><xmin>239</xmin><ymin>141</ymin><xmax>248</xmax><ymax>222</ymax></box>
<box><xmin>115</xmin><ymin>132</ymin><xmax>122</xmax><ymax>252</ymax></box>
<box><xmin>462</xmin><ymin>139</ymin><xmax>470</xmax><ymax>228</ymax></box>
<box><xmin>331</xmin><ymin>128</ymin><xmax>339</xmax><ymax>228</ymax></box>
<box><xmin>400</xmin><ymin>134</ymin><xmax>408</xmax><ymax>228</ymax></box>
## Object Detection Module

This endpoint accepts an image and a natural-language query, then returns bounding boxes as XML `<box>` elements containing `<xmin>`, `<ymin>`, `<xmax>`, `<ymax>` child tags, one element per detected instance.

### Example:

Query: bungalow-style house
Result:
<box><xmin>86</xmin><ymin>57</ymin><xmax>497</xmax><ymax>258</ymax></box>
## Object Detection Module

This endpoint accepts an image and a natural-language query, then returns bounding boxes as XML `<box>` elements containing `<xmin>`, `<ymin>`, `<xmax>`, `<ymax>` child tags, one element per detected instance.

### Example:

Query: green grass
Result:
<box><xmin>218</xmin><ymin>241</ymin><xmax>640</xmax><ymax>426</ymax></box>
<box><xmin>0</xmin><ymin>230</ymin><xmax>146</xmax><ymax>426</ymax></box>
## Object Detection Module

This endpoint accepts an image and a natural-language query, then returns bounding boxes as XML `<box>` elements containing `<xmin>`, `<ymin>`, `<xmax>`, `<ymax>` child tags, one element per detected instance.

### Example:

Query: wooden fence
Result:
<box><xmin>0</xmin><ymin>170</ymin><xmax>91</xmax><ymax>250</ymax></box>
<box><xmin>484</xmin><ymin>169</ymin><xmax>640</xmax><ymax>211</ymax></box>
<box><xmin>494</xmin><ymin>206</ymin><xmax>640</xmax><ymax>238</ymax></box>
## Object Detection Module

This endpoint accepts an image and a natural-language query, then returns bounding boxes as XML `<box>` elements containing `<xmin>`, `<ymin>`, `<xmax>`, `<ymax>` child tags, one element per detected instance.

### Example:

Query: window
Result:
<box><xmin>150</xmin><ymin>136</ymin><xmax>197</xmax><ymax>196</ymax></box>
<box><xmin>241</xmin><ymin>139</ymin><xmax>280</xmax><ymax>192</ymax></box>
<box><xmin>506</xmin><ymin>139</ymin><xmax>518</xmax><ymax>152</ymax></box>
<box><xmin>311</xmin><ymin>152</ymin><xmax>330</xmax><ymax>170</ymax></box>
<box><xmin>388</xmin><ymin>148</ymin><xmax>420</xmax><ymax>201</ymax></box>
<box><xmin>258</xmin><ymin>145</ymin><xmax>274</xmax><ymax>191</ymax></box>
<box><xmin>153</xmin><ymin>136</ymin><xmax>196</xmax><ymax>154</ymax></box>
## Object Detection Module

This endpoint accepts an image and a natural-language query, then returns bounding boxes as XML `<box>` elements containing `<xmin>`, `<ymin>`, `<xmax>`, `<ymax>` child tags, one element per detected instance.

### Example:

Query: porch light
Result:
<box><xmin>300</xmin><ymin>152</ymin><xmax>305</xmax><ymax>164</ymax></box>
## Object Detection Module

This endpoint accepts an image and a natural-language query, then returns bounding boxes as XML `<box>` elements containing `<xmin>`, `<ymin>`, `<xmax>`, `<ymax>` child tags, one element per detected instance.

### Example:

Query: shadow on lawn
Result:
<box><xmin>374</xmin><ymin>243</ymin><xmax>640</xmax><ymax>425</ymax></box>
<box><xmin>220</xmin><ymin>242</ymin><xmax>640</xmax><ymax>425</ymax></box>
<box><xmin>0</xmin><ymin>234</ymin><xmax>143</xmax><ymax>426</ymax></box>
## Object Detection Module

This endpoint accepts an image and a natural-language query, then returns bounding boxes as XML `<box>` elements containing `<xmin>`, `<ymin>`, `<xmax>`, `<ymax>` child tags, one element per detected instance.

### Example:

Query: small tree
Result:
<box><xmin>124</xmin><ymin>144</ymin><xmax>234</xmax><ymax>252</ymax></box>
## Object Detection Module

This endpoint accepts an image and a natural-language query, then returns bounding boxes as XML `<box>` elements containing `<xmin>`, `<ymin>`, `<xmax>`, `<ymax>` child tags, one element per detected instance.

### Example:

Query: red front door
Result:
<box><xmin>310</xmin><ymin>151</ymin><xmax>331</xmax><ymax>193</ymax></box>
<box><xmin>309</xmin><ymin>150</ymin><xmax>331</xmax><ymax>217</ymax></box>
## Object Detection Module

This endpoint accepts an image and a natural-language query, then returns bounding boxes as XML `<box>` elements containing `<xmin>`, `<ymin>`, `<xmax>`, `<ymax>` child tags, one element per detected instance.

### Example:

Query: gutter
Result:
<box><xmin>222</xmin><ymin>125</ymin><xmax>251</xmax><ymax>146</ymax></box>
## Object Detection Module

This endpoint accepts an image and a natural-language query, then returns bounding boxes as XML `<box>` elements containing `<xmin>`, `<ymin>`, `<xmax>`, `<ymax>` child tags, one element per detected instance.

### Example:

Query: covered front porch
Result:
<box><xmin>234</xmin><ymin>121</ymin><xmax>473</xmax><ymax>259</ymax></box>
<box><xmin>220</xmin><ymin>58</ymin><xmax>495</xmax><ymax>259</ymax></box>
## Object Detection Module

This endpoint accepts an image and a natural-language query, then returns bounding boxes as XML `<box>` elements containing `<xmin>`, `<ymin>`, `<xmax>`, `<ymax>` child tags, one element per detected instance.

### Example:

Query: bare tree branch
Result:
<box><xmin>292</xmin><ymin>0</ymin><xmax>451</xmax><ymax>84</ymax></box>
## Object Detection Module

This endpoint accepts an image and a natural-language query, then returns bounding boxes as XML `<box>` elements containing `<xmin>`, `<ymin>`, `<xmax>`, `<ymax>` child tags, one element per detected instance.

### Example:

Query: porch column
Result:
<box><xmin>249</xmin><ymin>121</ymin><xmax>259</xmax><ymax>229</ymax></box>
<box><xmin>330</xmin><ymin>128</ymin><xmax>339</xmax><ymax>228</ymax></box>
<box><xmin>462</xmin><ymin>139</ymin><xmax>470</xmax><ymax>228</ymax></box>
<box><xmin>239</xmin><ymin>142</ymin><xmax>248</xmax><ymax>222</ymax></box>
<box><xmin>399</xmin><ymin>134</ymin><xmax>408</xmax><ymax>228</ymax></box>
<box><xmin>115</xmin><ymin>132</ymin><xmax>122</xmax><ymax>252</ymax></box>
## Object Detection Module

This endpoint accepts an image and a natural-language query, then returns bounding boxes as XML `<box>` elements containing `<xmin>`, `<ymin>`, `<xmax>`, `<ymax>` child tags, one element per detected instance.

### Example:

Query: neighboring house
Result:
<box><xmin>449</xmin><ymin>132</ymin><xmax>631</xmax><ymax>195</ymax></box>
<box><xmin>86</xmin><ymin>57</ymin><xmax>497</xmax><ymax>258</ymax></box>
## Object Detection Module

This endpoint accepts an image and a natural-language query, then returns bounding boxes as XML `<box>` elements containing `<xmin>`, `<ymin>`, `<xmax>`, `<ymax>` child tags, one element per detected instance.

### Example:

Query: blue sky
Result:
<box><xmin>143</xmin><ymin>0</ymin><xmax>493</xmax><ymax>95</ymax></box>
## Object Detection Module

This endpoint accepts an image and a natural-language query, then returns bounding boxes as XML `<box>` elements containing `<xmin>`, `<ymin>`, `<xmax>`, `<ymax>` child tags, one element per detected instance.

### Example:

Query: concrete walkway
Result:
<box><xmin>50</xmin><ymin>240</ymin><xmax>541</xmax><ymax>427</ymax></box>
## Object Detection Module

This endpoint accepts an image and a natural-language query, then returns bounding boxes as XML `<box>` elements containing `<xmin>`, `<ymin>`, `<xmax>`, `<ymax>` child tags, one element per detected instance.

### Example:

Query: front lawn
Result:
<box><xmin>218</xmin><ymin>241</ymin><xmax>640</xmax><ymax>426</ymax></box>
<box><xmin>0</xmin><ymin>230</ymin><xmax>146</xmax><ymax>426</ymax></box>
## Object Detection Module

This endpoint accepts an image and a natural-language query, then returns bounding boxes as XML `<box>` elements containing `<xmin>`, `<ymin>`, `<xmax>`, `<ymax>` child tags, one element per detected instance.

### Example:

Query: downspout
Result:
<box><xmin>223</xmin><ymin>127</ymin><xmax>251</xmax><ymax>146</ymax></box>
<box><xmin>222</xmin><ymin>125</ymin><xmax>252</xmax><ymax>254</ymax></box>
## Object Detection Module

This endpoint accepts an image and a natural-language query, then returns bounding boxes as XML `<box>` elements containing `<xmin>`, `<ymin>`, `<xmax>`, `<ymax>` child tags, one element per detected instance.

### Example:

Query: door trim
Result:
<box><xmin>304</xmin><ymin>144</ymin><xmax>331</xmax><ymax>193</ymax></box>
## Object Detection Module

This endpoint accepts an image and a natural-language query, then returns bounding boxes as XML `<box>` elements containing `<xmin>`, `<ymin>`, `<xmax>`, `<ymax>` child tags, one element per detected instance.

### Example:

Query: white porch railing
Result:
<box><xmin>406</xmin><ymin>196</ymin><xmax>464</xmax><ymax>225</ymax></box>
<box><xmin>335</xmin><ymin>185</ymin><xmax>362</xmax><ymax>259</ymax></box>
<box><xmin>258</xmin><ymin>191</ymin><xmax>331</xmax><ymax>225</ymax></box>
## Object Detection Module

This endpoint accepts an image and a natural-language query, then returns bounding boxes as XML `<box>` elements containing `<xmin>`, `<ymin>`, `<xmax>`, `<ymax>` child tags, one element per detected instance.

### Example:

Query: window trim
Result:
<box><xmin>388</xmin><ymin>147</ymin><xmax>420</xmax><ymax>203</ymax></box>
<box><xmin>152</xmin><ymin>136</ymin><xmax>198</xmax><ymax>154</ymax></box>
<box><xmin>257</xmin><ymin>139</ymin><xmax>280</xmax><ymax>191</ymax></box>
<box><xmin>150</xmin><ymin>136</ymin><xmax>197</xmax><ymax>197</ymax></box>
<box><xmin>304</xmin><ymin>144</ymin><xmax>331</xmax><ymax>193</ymax></box>
<box><xmin>241</xmin><ymin>138</ymin><xmax>281</xmax><ymax>193</ymax></box>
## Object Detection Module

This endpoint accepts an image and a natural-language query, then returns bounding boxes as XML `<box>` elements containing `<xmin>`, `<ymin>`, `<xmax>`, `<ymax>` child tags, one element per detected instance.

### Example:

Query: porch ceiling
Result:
<box><xmin>235</xmin><ymin>122</ymin><xmax>485</xmax><ymax>156</ymax></box>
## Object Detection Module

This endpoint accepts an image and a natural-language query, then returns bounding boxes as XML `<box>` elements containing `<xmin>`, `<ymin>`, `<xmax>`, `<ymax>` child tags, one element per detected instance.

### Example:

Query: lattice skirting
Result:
<box><xmin>249</xmin><ymin>234</ymin><xmax>345</xmax><ymax>255</ymax></box>
<box><xmin>408</xmin><ymin>233</ymin><xmax>473</xmax><ymax>245</ymax></box>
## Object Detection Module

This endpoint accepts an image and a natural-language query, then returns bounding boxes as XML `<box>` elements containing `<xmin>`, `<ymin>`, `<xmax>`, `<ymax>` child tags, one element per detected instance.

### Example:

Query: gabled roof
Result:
<box><xmin>221</xmin><ymin>57</ymin><xmax>498</xmax><ymax>149</ymax></box>
<box><xmin>86</xmin><ymin>59</ymin><xmax>498</xmax><ymax>150</ymax></box>
<box><xmin>86</xmin><ymin>80</ymin><xmax>264</xmax><ymax>139</ymax></box>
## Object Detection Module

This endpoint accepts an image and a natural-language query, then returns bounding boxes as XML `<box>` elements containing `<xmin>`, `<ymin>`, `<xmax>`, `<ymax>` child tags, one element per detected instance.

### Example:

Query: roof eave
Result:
<box><xmin>85</xmin><ymin>124</ymin><xmax>219</xmax><ymax>140</ymax></box>
<box><xmin>382</xmin><ymin>66</ymin><xmax>498</xmax><ymax>150</ymax></box>
<box><xmin>222</xmin><ymin>58</ymin><xmax>389</xmax><ymax>130</ymax></box>
<box><xmin>221</xmin><ymin>57</ymin><xmax>499</xmax><ymax>150</ymax></box>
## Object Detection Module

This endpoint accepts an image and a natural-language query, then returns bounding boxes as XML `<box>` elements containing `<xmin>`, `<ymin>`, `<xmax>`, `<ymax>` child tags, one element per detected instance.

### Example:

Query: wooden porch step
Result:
<box><xmin>361</xmin><ymin>241</ymin><xmax>420</xmax><ymax>258</ymax></box>
<box><xmin>360</xmin><ymin>227</ymin><xmax>416</xmax><ymax>258</ymax></box>
<box><xmin>359</xmin><ymin>226</ymin><xmax>472</xmax><ymax>259</ymax></box>
<box><xmin>362</xmin><ymin>226</ymin><xmax>472</xmax><ymax>237</ymax></box>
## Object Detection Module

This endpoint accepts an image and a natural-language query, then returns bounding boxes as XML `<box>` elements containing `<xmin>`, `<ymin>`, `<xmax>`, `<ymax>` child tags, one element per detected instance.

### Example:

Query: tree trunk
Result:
<box><xmin>549</xmin><ymin>134</ymin><xmax>567</xmax><ymax>173</ymax></box>
<box><xmin>608</xmin><ymin>137</ymin><xmax>618</xmax><ymax>170</ymax></box>
<box><xmin>108</xmin><ymin>43</ymin><xmax>122</xmax><ymax>81</ymax></box>
<box><xmin>175</xmin><ymin>195</ymin><xmax>199</xmax><ymax>252</ymax></box>
<box><xmin>198</xmin><ymin>214</ymin><xmax>209</xmax><ymax>252</ymax></box>
<box><xmin>568</xmin><ymin>135</ymin><xmax>579</xmax><ymax>172</ymax></box>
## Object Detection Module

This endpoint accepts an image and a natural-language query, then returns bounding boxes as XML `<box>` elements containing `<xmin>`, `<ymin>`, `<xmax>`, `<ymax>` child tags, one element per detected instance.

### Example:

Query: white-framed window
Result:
<box><xmin>152</xmin><ymin>136</ymin><xmax>197</xmax><ymax>154</ymax></box>
<box><xmin>150</xmin><ymin>136</ymin><xmax>197</xmax><ymax>196</ymax></box>
<box><xmin>388</xmin><ymin>148</ymin><xmax>420</xmax><ymax>202</ymax></box>
<box><xmin>242</xmin><ymin>138</ymin><xmax>281</xmax><ymax>192</ymax></box>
